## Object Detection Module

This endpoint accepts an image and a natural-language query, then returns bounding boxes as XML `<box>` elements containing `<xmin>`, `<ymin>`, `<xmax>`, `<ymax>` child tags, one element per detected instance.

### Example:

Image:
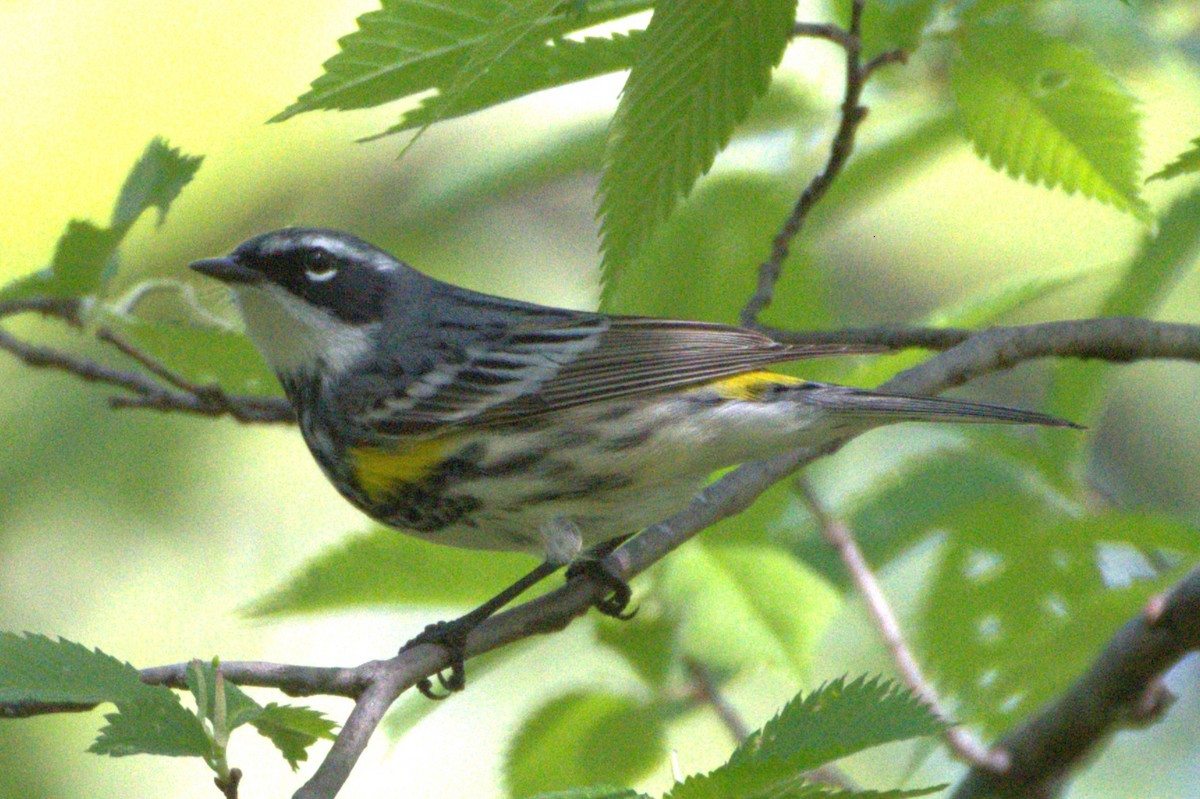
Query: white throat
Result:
<box><xmin>232</xmin><ymin>284</ymin><xmax>376</xmax><ymax>378</ymax></box>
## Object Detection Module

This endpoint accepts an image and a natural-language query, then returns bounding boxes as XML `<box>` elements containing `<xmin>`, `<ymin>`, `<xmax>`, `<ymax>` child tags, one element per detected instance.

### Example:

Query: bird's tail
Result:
<box><xmin>798</xmin><ymin>383</ymin><xmax>1081</xmax><ymax>429</ymax></box>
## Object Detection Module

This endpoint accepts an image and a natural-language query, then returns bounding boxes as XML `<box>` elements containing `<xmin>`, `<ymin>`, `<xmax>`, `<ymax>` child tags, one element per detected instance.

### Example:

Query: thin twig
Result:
<box><xmin>792</xmin><ymin>21</ymin><xmax>856</xmax><ymax>49</ymax></box>
<box><xmin>684</xmin><ymin>657</ymin><xmax>750</xmax><ymax>743</ymax></box>
<box><xmin>6</xmin><ymin>318</ymin><xmax>1200</xmax><ymax>799</ymax></box>
<box><xmin>0</xmin><ymin>296</ymin><xmax>85</xmax><ymax>324</ymax></box>
<box><xmin>798</xmin><ymin>480</ymin><xmax>1007</xmax><ymax>772</ymax></box>
<box><xmin>0</xmin><ymin>302</ymin><xmax>293</xmax><ymax>423</ymax></box>
<box><xmin>98</xmin><ymin>325</ymin><xmax>213</xmax><ymax>394</ymax></box>
<box><xmin>741</xmin><ymin>3</ymin><xmax>904</xmax><ymax>327</ymax></box>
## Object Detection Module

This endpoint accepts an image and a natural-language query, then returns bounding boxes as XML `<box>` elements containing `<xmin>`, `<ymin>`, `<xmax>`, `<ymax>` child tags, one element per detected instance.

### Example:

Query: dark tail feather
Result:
<box><xmin>802</xmin><ymin>384</ymin><xmax>1082</xmax><ymax>429</ymax></box>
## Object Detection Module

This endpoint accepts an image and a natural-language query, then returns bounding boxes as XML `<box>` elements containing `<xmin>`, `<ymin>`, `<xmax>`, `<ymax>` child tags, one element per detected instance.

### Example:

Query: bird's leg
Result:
<box><xmin>401</xmin><ymin>559</ymin><xmax>560</xmax><ymax>699</ymax></box>
<box><xmin>565</xmin><ymin>534</ymin><xmax>636</xmax><ymax>619</ymax></box>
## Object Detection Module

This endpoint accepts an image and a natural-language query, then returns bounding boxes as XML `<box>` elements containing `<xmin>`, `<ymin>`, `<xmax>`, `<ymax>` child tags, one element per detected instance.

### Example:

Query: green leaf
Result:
<box><xmin>665</xmin><ymin>761</ymin><xmax>807</xmax><ymax>799</ymax></box>
<box><xmin>184</xmin><ymin>660</ymin><xmax>337</xmax><ymax>769</ymax></box>
<box><xmin>594</xmin><ymin>612</ymin><xmax>678</xmax><ymax>689</ymax></box>
<box><xmin>0</xmin><ymin>138</ymin><xmax>201</xmax><ymax>304</ymax></box>
<box><xmin>1093</xmin><ymin>186</ymin><xmax>1200</xmax><ymax>320</ymax></box>
<box><xmin>0</xmin><ymin>221</ymin><xmax>121</xmax><ymax>302</ymax></box>
<box><xmin>793</xmin><ymin>447</ymin><xmax>1051</xmax><ymax>587</ymax></box>
<box><xmin>950</xmin><ymin>17</ymin><xmax>1147</xmax><ymax>218</ymax></box>
<box><xmin>251</xmin><ymin>703</ymin><xmax>339</xmax><ymax>770</ymax></box>
<box><xmin>110</xmin><ymin>137</ymin><xmax>203</xmax><ymax>232</ymax></box>
<box><xmin>528</xmin><ymin>789</ymin><xmax>647</xmax><ymax>799</ymax></box>
<box><xmin>602</xmin><ymin>173</ymin><xmax>819</xmax><ymax>322</ymax></box>
<box><xmin>598</xmin><ymin>0</ymin><xmax>798</xmax><ymax>274</ymax></box>
<box><xmin>245</xmin><ymin>527</ymin><xmax>539</xmax><ymax>616</ymax></box>
<box><xmin>657</xmin><ymin>542</ymin><xmax>840</xmax><ymax>679</ymax></box>
<box><xmin>505</xmin><ymin>692</ymin><xmax>666</xmax><ymax>798</ymax></box>
<box><xmin>1047</xmin><ymin>185</ymin><xmax>1200</xmax><ymax>462</ymax></box>
<box><xmin>836</xmin><ymin>0</ymin><xmax>937</xmax><ymax>59</ymax></box>
<box><xmin>729</xmin><ymin>676</ymin><xmax>945</xmax><ymax>773</ymax></box>
<box><xmin>918</xmin><ymin>508</ymin><xmax>1200</xmax><ymax>734</ymax></box>
<box><xmin>1147</xmin><ymin>136</ymin><xmax>1200</xmax><ymax>181</ymax></box>
<box><xmin>89</xmin><ymin>691</ymin><xmax>211</xmax><ymax>758</ymax></box>
<box><xmin>0</xmin><ymin>633</ymin><xmax>150</xmax><ymax>706</ymax></box>
<box><xmin>379</xmin><ymin>33</ymin><xmax>641</xmax><ymax>135</ymax></box>
<box><xmin>273</xmin><ymin>0</ymin><xmax>651</xmax><ymax>122</ymax></box>
<box><xmin>667</xmin><ymin>762</ymin><xmax>939</xmax><ymax>799</ymax></box>
<box><xmin>429</xmin><ymin>0</ymin><xmax>576</xmax><ymax>129</ymax></box>
<box><xmin>184</xmin><ymin>660</ymin><xmax>263</xmax><ymax>730</ymax></box>
<box><xmin>101</xmin><ymin>312</ymin><xmax>282</xmax><ymax>397</ymax></box>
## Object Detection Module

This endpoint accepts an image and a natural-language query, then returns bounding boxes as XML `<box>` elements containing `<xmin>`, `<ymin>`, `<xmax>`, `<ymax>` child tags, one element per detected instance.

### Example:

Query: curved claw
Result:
<box><xmin>567</xmin><ymin>558</ymin><xmax>636</xmax><ymax>619</ymax></box>
<box><xmin>403</xmin><ymin>621</ymin><xmax>470</xmax><ymax>699</ymax></box>
<box><xmin>416</xmin><ymin>663</ymin><xmax>465</xmax><ymax>700</ymax></box>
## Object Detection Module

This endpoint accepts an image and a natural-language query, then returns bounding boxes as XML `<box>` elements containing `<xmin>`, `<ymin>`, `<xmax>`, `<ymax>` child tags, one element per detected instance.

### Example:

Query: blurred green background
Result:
<box><xmin>3</xmin><ymin>2</ymin><xmax>1200</xmax><ymax>798</ymax></box>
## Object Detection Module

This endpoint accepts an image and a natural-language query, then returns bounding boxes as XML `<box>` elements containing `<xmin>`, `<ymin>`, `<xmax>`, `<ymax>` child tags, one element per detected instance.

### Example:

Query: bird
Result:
<box><xmin>191</xmin><ymin>227</ymin><xmax>1077</xmax><ymax>695</ymax></box>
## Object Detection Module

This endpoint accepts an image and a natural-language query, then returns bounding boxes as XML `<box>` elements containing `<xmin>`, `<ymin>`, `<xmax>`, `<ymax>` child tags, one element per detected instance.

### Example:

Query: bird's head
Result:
<box><xmin>191</xmin><ymin>228</ymin><xmax>399</xmax><ymax>379</ymax></box>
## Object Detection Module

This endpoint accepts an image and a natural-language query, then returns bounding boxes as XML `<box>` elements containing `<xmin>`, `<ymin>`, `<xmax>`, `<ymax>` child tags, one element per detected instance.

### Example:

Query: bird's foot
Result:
<box><xmin>566</xmin><ymin>557</ymin><xmax>636</xmax><ymax>620</ymax></box>
<box><xmin>401</xmin><ymin>619</ymin><xmax>472</xmax><ymax>699</ymax></box>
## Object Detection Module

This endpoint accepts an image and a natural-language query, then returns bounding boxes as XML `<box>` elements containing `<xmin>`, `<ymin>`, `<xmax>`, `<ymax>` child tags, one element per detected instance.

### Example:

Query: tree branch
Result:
<box><xmin>6</xmin><ymin>317</ymin><xmax>1200</xmax><ymax>798</ymax></box>
<box><xmin>0</xmin><ymin>297</ymin><xmax>293</xmax><ymax>423</ymax></box>
<box><xmin>741</xmin><ymin>5</ymin><xmax>906</xmax><ymax>327</ymax></box>
<box><xmin>951</xmin><ymin>566</ymin><xmax>1200</xmax><ymax>799</ymax></box>
<box><xmin>799</xmin><ymin>480</ymin><xmax>1005</xmax><ymax>771</ymax></box>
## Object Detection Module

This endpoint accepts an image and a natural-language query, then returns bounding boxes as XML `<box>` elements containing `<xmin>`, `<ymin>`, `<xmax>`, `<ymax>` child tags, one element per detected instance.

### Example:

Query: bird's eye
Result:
<box><xmin>305</xmin><ymin>265</ymin><xmax>338</xmax><ymax>282</ymax></box>
<box><xmin>304</xmin><ymin>254</ymin><xmax>338</xmax><ymax>283</ymax></box>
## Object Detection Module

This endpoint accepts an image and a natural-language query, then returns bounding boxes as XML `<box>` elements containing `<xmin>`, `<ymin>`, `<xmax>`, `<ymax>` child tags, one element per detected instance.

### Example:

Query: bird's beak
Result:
<box><xmin>190</xmin><ymin>256</ymin><xmax>260</xmax><ymax>285</ymax></box>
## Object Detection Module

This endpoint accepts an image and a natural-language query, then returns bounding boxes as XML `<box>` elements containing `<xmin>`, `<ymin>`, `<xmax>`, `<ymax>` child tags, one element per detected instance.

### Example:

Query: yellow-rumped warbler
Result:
<box><xmin>192</xmin><ymin>227</ymin><xmax>1075</xmax><ymax>693</ymax></box>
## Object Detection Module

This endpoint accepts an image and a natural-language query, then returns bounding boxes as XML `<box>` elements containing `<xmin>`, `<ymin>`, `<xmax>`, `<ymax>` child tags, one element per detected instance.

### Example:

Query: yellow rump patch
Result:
<box><xmin>351</xmin><ymin>438</ymin><xmax>456</xmax><ymax>500</ymax></box>
<box><xmin>707</xmin><ymin>371</ymin><xmax>804</xmax><ymax>401</ymax></box>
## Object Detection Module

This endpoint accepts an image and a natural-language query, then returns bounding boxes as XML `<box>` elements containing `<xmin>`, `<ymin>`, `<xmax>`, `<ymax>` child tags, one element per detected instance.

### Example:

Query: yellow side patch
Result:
<box><xmin>350</xmin><ymin>438</ymin><xmax>456</xmax><ymax>500</ymax></box>
<box><xmin>707</xmin><ymin>371</ymin><xmax>804</xmax><ymax>401</ymax></box>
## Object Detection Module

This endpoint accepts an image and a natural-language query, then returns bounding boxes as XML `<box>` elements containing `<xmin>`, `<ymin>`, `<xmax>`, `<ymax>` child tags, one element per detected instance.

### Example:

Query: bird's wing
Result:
<box><xmin>362</xmin><ymin>316</ymin><xmax>876</xmax><ymax>435</ymax></box>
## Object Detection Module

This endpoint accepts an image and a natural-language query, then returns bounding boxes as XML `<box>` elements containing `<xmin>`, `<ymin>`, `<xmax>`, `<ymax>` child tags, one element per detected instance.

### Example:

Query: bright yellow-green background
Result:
<box><xmin>4</xmin><ymin>2</ymin><xmax>1200</xmax><ymax>798</ymax></box>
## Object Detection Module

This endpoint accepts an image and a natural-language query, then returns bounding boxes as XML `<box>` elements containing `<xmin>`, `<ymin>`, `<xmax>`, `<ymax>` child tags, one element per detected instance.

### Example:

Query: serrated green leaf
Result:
<box><xmin>505</xmin><ymin>692</ymin><xmax>666</xmax><ymax>798</ymax></box>
<box><xmin>594</xmin><ymin>612</ymin><xmax>678</xmax><ymax>689</ymax></box>
<box><xmin>0</xmin><ymin>138</ymin><xmax>201</xmax><ymax>304</ymax></box>
<box><xmin>89</xmin><ymin>691</ymin><xmax>211</xmax><ymax>758</ymax></box>
<box><xmin>730</xmin><ymin>676</ymin><xmax>944</xmax><ymax>773</ymax></box>
<box><xmin>1147</xmin><ymin>136</ymin><xmax>1200</xmax><ymax>181</ymax></box>
<box><xmin>598</xmin><ymin>0</ymin><xmax>798</xmax><ymax>274</ymax></box>
<box><xmin>380</xmin><ymin>33</ymin><xmax>641</xmax><ymax>135</ymax></box>
<box><xmin>245</xmin><ymin>527</ymin><xmax>540</xmax><ymax>616</ymax></box>
<box><xmin>431</xmin><ymin>0</ymin><xmax>572</xmax><ymax>128</ymax></box>
<box><xmin>0</xmin><ymin>633</ymin><xmax>150</xmax><ymax>706</ymax></box>
<box><xmin>252</xmin><ymin>703</ymin><xmax>339</xmax><ymax>770</ymax></box>
<box><xmin>528</xmin><ymin>788</ymin><xmax>647</xmax><ymax>799</ymax></box>
<box><xmin>671</xmin><ymin>770</ymin><xmax>938</xmax><ymax>799</ymax></box>
<box><xmin>918</xmin><ymin>508</ymin><xmax>1200</xmax><ymax>734</ymax></box>
<box><xmin>950</xmin><ymin>18</ymin><xmax>1147</xmax><ymax>218</ymax></box>
<box><xmin>183</xmin><ymin>660</ymin><xmax>337</xmax><ymax>769</ymax></box>
<box><xmin>273</xmin><ymin>0</ymin><xmax>651</xmax><ymax>122</ymax></box>
<box><xmin>658</xmin><ymin>542</ymin><xmax>840</xmax><ymax>679</ymax></box>
<box><xmin>110</xmin><ymin>137</ymin><xmax>203</xmax><ymax>232</ymax></box>
<box><xmin>665</xmin><ymin>761</ymin><xmax>807</xmax><ymax>799</ymax></box>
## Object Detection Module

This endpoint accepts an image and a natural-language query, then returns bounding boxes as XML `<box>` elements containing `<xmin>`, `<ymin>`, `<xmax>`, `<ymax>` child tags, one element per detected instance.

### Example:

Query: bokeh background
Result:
<box><xmin>3</xmin><ymin>2</ymin><xmax>1200</xmax><ymax>798</ymax></box>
